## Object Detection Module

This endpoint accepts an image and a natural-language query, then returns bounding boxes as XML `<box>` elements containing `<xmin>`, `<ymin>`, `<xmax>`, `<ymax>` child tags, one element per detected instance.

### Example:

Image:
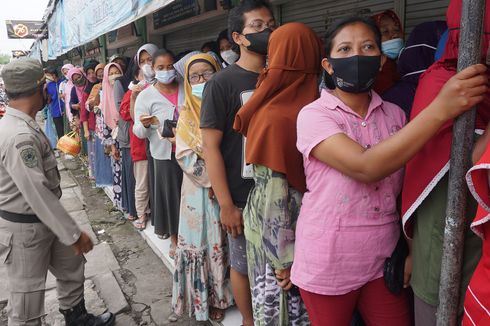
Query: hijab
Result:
<box><xmin>101</xmin><ymin>63</ymin><xmax>122</xmax><ymax>130</ymax></box>
<box><xmin>62</xmin><ymin>63</ymin><xmax>74</xmax><ymax>120</ymax></box>
<box><xmin>371</xmin><ymin>10</ymin><xmax>403</xmax><ymax>94</ymax></box>
<box><xmin>371</xmin><ymin>9</ymin><xmax>403</xmax><ymax>33</ymax></box>
<box><xmin>87</xmin><ymin>63</ymin><xmax>106</xmax><ymax>106</ymax></box>
<box><xmin>94</xmin><ymin>63</ymin><xmax>105</xmax><ymax>83</ymax></box>
<box><xmin>176</xmin><ymin>53</ymin><xmax>221</xmax><ymax>156</ymax></box>
<box><xmin>67</xmin><ymin>67</ymin><xmax>87</xmax><ymax>105</ymax></box>
<box><xmin>401</xmin><ymin>0</ymin><xmax>490</xmax><ymax>236</ymax></box>
<box><xmin>233</xmin><ymin>22</ymin><xmax>322</xmax><ymax>193</ymax></box>
<box><xmin>174</xmin><ymin>50</ymin><xmax>201</xmax><ymax>78</ymax></box>
<box><xmin>136</xmin><ymin>43</ymin><xmax>158</xmax><ymax>83</ymax></box>
<box><xmin>382</xmin><ymin>20</ymin><xmax>447</xmax><ymax>116</ymax></box>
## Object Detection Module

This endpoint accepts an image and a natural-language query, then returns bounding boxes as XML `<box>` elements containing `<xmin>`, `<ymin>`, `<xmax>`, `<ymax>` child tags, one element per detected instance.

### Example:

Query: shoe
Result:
<box><xmin>59</xmin><ymin>299</ymin><xmax>115</xmax><ymax>326</ymax></box>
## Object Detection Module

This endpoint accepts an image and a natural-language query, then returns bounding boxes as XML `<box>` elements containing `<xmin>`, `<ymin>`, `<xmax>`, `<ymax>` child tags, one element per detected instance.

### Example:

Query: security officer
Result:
<box><xmin>0</xmin><ymin>58</ymin><xmax>115</xmax><ymax>326</ymax></box>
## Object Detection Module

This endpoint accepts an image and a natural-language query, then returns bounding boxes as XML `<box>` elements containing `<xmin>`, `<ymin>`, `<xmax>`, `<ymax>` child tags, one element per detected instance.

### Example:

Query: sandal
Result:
<box><xmin>133</xmin><ymin>219</ymin><xmax>147</xmax><ymax>231</ymax></box>
<box><xmin>127</xmin><ymin>215</ymin><xmax>137</xmax><ymax>221</ymax></box>
<box><xmin>209</xmin><ymin>308</ymin><xmax>225</xmax><ymax>322</ymax></box>
<box><xmin>168</xmin><ymin>243</ymin><xmax>176</xmax><ymax>260</ymax></box>
<box><xmin>158</xmin><ymin>233</ymin><xmax>170</xmax><ymax>240</ymax></box>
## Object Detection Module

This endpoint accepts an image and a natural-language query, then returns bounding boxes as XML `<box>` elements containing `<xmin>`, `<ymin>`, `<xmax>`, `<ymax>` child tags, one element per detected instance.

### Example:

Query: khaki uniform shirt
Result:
<box><xmin>0</xmin><ymin>107</ymin><xmax>80</xmax><ymax>245</ymax></box>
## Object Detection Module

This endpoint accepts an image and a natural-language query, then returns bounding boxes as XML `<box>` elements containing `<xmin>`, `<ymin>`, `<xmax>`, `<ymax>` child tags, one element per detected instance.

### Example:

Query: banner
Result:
<box><xmin>6</xmin><ymin>20</ymin><xmax>44</xmax><ymax>39</ymax></box>
<box><xmin>48</xmin><ymin>0</ymin><xmax>174</xmax><ymax>59</ymax></box>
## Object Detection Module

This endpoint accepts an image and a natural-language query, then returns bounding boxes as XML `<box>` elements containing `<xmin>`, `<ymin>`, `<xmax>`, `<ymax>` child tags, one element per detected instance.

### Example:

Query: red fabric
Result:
<box><xmin>373</xmin><ymin>58</ymin><xmax>400</xmax><ymax>95</ymax></box>
<box><xmin>371</xmin><ymin>9</ymin><xmax>403</xmax><ymax>34</ymax></box>
<box><xmin>462</xmin><ymin>225</ymin><xmax>490</xmax><ymax>326</ymax></box>
<box><xmin>463</xmin><ymin>147</ymin><xmax>490</xmax><ymax>325</ymax></box>
<box><xmin>463</xmin><ymin>146</ymin><xmax>490</xmax><ymax>326</ymax></box>
<box><xmin>371</xmin><ymin>10</ymin><xmax>403</xmax><ymax>95</ymax></box>
<box><xmin>120</xmin><ymin>90</ymin><xmax>147</xmax><ymax>162</ymax></box>
<box><xmin>468</xmin><ymin>147</ymin><xmax>490</xmax><ymax>234</ymax></box>
<box><xmin>401</xmin><ymin>0</ymin><xmax>490</xmax><ymax>237</ymax></box>
<box><xmin>299</xmin><ymin>278</ymin><xmax>411</xmax><ymax>326</ymax></box>
<box><xmin>78</xmin><ymin>90</ymin><xmax>95</xmax><ymax>131</ymax></box>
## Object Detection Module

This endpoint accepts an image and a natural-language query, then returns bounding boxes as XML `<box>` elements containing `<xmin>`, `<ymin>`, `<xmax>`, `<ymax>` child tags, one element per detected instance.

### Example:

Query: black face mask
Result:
<box><xmin>327</xmin><ymin>55</ymin><xmax>381</xmax><ymax>93</ymax></box>
<box><xmin>244</xmin><ymin>28</ymin><xmax>272</xmax><ymax>55</ymax></box>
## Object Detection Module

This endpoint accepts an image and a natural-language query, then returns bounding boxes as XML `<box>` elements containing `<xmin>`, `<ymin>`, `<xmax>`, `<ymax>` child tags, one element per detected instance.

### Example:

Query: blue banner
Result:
<box><xmin>48</xmin><ymin>0</ymin><xmax>171</xmax><ymax>59</ymax></box>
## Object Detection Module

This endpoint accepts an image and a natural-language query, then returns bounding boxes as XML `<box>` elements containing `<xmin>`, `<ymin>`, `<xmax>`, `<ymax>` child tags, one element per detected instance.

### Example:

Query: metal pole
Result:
<box><xmin>436</xmin><ymin>0</ymin><xmax>485</xmax><ymax>325</ymax></box>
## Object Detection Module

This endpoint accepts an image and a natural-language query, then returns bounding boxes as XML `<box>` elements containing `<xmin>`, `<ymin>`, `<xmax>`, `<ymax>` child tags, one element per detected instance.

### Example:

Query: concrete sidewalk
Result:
<box><xmin>0</xmin><ymin>156</ymin><xmax>204</xmax><ymax>325</ymax></box>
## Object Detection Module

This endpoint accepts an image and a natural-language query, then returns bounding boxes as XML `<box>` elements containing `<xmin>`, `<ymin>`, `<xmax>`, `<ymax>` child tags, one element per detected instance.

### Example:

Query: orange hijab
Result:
<box><xmin>233</xmin><ymin>22</ymin><xmax>322</xmax><ymax>193</ymax></box>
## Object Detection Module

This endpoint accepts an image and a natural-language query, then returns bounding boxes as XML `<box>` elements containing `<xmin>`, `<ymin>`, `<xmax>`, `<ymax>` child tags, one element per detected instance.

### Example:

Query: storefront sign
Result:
<box><xmin>48</xmin><ymin>0</ymin><xmax>175</xmax><ymax>59</ymax></box>
<box><xmin>153</xmin><ymin>0</ymin><xmax>199</xmax><ymax>29</ymax></box>
<box><xmin>6</xmin><ymin>20</ymin><xmax>44</xmax><ymax>39</ymax></box>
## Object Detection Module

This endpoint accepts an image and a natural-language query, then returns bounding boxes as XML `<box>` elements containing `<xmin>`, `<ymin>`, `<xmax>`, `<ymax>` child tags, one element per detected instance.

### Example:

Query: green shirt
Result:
<box><xmin>411</xmin><ymin>174</ymin><xmax>482</xmax><ymax>311</ymax></box>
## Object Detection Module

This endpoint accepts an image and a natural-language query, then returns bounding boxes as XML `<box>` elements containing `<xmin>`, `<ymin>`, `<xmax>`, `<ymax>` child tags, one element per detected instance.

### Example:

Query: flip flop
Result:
<box><xmin>209</xmin><ymin>308</ymin><xmax>225</xmax><ymax>322</ymax></box>
<box><xmin>169</xmin><ymin>243</ymin><xmax>176</xmax><ymax>260</ymax></box>
<box><xmin>127</xmin><ymin>215</ymin><xmax>137</xmax><ymax>221</ymax></box>
<box><xmin>133</xmin><ymin>219</ymin><xmax>147</xmax><ymax>231</ymax></box>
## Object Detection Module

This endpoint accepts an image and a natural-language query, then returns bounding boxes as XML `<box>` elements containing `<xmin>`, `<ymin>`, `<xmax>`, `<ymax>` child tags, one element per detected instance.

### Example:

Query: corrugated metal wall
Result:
<box><xmin>279</xmin><ymin>0</ymin><xmax>449</xmax><ymax>38</ymax></box>
<box><xmin>404</xmin><ymin>0</ymin><xmax>449</xmax><ymax>33</ymax></box>
<box><xmin>280</xmin><ymin>0</ymin><xmax>395</xmax><ymax>38</ymax></box>
<box><xmin>162</xmin><ymin>0</ymin><xmax>450</xmax><ymax>56</ymax></box>
<box><xmin>164</xmin><ymin>15</ymin><xmax>227</xmax><ymax>55</ymax></box>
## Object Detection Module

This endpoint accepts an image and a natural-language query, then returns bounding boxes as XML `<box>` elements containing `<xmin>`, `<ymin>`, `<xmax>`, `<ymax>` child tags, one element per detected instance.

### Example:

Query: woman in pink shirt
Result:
<box><xmin>291</xmin><ymin>16</ymin><xmax>488</xmax><ymax>325</ymax></box>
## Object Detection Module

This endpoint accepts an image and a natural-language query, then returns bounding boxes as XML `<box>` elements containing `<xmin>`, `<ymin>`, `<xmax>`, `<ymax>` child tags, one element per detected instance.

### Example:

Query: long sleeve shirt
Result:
<box><xmin>0</xmin><ymin>108</ymin><xmax>81</xmax><ymax>245</ymax></box>
<box><xmin>133</xmin><ymin>84</ymin><xmax>184</xmax><ymax>160</ymax></box>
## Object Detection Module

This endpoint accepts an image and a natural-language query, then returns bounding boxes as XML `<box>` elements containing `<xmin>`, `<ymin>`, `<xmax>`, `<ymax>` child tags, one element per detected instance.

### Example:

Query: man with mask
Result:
<box><xmin>0</xmin><ymin>58</ymin><xmax>115</xmax><ymax>326</ymax></box>
<box><xmin>45</xmin><ymin>67</ymin><xmax>65</xmax><ymax>140</ymax></box>
<box><xmin>200</xmin><ymin>1</ymin><xmax>275</xmax><ymax>325</ymax></box>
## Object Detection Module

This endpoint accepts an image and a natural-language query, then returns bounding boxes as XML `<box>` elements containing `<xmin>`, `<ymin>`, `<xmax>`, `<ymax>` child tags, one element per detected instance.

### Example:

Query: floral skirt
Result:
<box><xmin>172</xmin><ymin>174</ymin><xmax>233</xmax><ymax>321</ymax></box>
<box><xmin>244</xmin><ymin>165</ymin><xmax>309</xmax><ymax>326</ymax></box>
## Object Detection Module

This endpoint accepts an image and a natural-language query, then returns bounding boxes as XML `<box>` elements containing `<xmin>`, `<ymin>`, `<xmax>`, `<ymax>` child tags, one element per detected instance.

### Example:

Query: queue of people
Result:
<box><xmin>12</xmin><ymin>0</ymin><xmax>490</xmax><ymax>324</ymax></box>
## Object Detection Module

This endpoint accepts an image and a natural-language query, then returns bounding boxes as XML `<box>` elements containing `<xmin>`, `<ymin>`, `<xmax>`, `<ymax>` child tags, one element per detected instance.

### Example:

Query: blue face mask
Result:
<box><xmin>382</xmin><ymin>38</ymin><xmax>404</xmax><ymax>59</ymax></box>
<box><xmin>191</xmin><ymin>82</ymin><xmax>206</xmax><ymax>99</ymax></box>
<box><xmin>155</xmin><ymin>69</ymin><xmax>176</xmax><ymax>84</ymax></box>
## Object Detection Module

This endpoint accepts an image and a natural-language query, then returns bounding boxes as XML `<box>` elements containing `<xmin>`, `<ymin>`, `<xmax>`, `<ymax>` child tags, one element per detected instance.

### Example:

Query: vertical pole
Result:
<box><xmin>99</xmin><ymin>35</ymin><xmax>108</xmax><ymax>63</ymax></box>
<box><xmin>436</xmin><ymin>1</ymin><xmax>485</xmax><ymax>325</ymax></box>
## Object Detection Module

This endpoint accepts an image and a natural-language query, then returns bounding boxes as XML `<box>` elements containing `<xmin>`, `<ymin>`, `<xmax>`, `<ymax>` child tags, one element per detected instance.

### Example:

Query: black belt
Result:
<box><xmin>0</xmin><ymin>209</ymin><xmax>41</xmax><ymax>223</ymax></box>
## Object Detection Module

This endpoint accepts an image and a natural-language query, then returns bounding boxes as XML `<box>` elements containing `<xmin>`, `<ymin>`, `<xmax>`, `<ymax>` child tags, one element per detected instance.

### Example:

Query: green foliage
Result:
<box><xmin>0</xmin><ymin>54</ymin><xmax>11</xmax><ymax>64</ymax></box>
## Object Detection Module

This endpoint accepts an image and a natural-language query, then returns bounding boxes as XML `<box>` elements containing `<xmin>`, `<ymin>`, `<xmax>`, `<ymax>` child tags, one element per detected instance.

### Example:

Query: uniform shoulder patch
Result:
<box><xmin>20</xmin><ymin>147</ymin><xmax>38</xmax><ymax>168</ymax></box>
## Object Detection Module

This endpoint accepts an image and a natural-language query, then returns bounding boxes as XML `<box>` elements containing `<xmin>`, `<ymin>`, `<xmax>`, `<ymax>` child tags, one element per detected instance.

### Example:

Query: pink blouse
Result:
<box><xmin>291</xmin><ymin>90</ymin><xmax>406</xmax><ymax>295</ymax></box>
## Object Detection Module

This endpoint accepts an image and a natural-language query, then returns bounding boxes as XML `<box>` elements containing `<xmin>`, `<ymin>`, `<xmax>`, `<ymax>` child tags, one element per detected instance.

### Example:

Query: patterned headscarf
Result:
<box><xmin>176</xmin><ymin>53</ymin><xmax>221</xmax><ymax>156</ymax></box>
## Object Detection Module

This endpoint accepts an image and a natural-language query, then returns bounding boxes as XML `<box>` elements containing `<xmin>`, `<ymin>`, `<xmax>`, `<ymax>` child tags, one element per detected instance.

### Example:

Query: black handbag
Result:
<box><xmin>161</xmin><ymin>119</ymin><xmax>178</xmax><ymax>138</ymax></box>
<box><xmin>383</xmin><ymin>232</ymin><xmax>409</xmax><ymax>295</ymax></box>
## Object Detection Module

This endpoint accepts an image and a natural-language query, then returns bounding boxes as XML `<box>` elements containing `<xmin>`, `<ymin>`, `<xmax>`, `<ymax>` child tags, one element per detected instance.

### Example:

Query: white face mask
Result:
<box><xmin>141</xmin><ymin>64</ymin><xmax>155</xmax><ymax>82</ymax></box>
<box><xmin>220</xmin><ymin>49</ymin><xmax>239</xmax><ymax>65</ymax></box>
<box><xmin>108</xmin><ymin>74</ymin><xmax>122</xmax><ymax>85</ymax></box>
<box><xmin>155</xmin><ymin>69</ymin><xmax>177</xmax><ymax>84</ymax></box>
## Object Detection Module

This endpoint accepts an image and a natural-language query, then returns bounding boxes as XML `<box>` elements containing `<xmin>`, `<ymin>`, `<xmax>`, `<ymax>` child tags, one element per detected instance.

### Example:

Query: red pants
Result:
<box><xmin>300</xmin><ymin>278</ymin><xmax>412</xmax><ymax>326</ymax></box>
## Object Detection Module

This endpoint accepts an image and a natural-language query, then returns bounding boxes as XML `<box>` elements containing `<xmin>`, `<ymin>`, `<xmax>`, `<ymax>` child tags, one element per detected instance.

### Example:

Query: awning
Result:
<box><xmin>47</xmin><ymin>0</ymin><xmax>175</xmax><ymax>59</ymax></box>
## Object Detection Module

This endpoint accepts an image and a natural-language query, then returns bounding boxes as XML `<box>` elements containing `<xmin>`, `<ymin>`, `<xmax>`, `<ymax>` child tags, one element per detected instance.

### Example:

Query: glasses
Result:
<box><xmin>189</xmin><ymin>71</ymin><xmax>215</xmax><ymax>84</ymax></box>
<box><xmin>245</xmin><ymin>20</ymin><xmax>276</xmax><ymax>32</ymax></box>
